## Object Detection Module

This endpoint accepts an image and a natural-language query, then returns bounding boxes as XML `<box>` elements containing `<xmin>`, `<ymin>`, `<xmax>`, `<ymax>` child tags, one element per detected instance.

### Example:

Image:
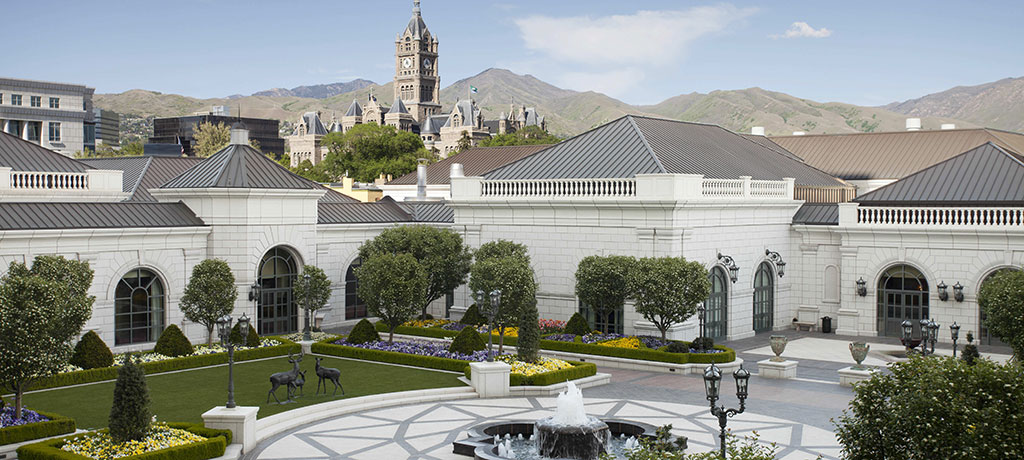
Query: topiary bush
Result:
<box><xmin>691</xmin><ymin>337</ymin><xmax>714</xmax><ymax>351</ymax></box>
<box><xmin>108</xmin><ymin>354</ymin><xmax>151</xmax><ymax>443</ymax></box>
<box><xmin>517</xmin><ymin>299</ymin><xmax>541</xmax><ymax>363</ymax></box>
<box><xmin>564</xmin><ymin>312</ymin><xmax>592</xmax><ymax>336</ymax></box>
<box><xmin>449</xmin><ymin>325</ymin><xmax>486</xmax><ymax>355</ymax></box>
<box><xmin>229</xmin><ymin>322</ymin><xmax>259</xmax><ymax>348</ymax></box>
<box><xmin>459</xmin><ymin>304</ymin><xmax>485</xmax><ymax>326</ymax></box>
<box><xmin>346</xmin><ymin>319</ymin><xmax>380</xmax><ymax>344</ymax></box>
<box><xmin>69</xmin><ymin>330</ymin><xmax>114</xmax><ymax>370</ymax></box>
<box><xmin>961</xmin><ymin>331</ymin><xmax>980</xmax><ymax>365</ymax></box>
<box><xmin>664</xmin><ymin>341</ymin><xmax>691</xmax><ymax>354</ymax></box>
<box><xmin>154</xmin><ymin>324</ymin><xmax>194</xmax><ymax>357</ymax></box>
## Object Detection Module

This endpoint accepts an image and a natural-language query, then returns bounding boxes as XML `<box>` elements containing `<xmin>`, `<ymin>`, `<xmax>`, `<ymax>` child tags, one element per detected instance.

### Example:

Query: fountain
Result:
<box><xmin>452</xmin><ymin>382</ymin><xmax>685</xmax><ymax>459</ymax></box>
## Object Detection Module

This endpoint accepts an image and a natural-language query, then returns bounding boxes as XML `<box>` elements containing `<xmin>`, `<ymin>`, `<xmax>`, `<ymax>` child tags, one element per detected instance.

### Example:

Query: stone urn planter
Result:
<box><xmin>849</xmin><ymin>342</ymin><xmax>870</xmax><ymax>370</ymax></box>
<box><xmin>769</xmin><ymin>335</ymin><xmax>788</xmax><ymax>362</ymax></box>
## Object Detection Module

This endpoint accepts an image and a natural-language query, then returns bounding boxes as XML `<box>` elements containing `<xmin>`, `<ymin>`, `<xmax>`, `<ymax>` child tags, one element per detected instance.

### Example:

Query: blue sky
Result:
<box><xmin>4</xmin><ymin>0</ymin><xmax>1023</xmax><ymax>105</ymax></box>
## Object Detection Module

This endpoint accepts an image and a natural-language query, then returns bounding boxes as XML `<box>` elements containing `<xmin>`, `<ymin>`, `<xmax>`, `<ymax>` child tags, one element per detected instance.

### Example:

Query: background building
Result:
<box><xmin>93</xmin><ymin>108</ymin><xmax>120</xmax><ymax>148</ymax></box>
<box><xmin>0</xmin><ymin>77</ymin><xmax>95</xmax><ymax>156</ymax></box>
<box><xmin>150</xmin><ymin>112</ymin><xmax>284</xmax><ymax>157</ymax></box>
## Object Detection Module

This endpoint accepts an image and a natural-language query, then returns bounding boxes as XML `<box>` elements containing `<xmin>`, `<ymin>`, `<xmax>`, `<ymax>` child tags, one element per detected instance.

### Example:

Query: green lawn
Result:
<box><xmin>21</xmin><ymin>355</ymin><xmax>465</xmax><ymax>430</ymax></box>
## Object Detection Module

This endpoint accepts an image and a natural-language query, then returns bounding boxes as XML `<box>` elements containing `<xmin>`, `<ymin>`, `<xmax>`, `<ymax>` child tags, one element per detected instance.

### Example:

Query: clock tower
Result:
<box><xmin>394</xmin><ymin>0</ymin><xmax>441</xmax><ymax>123</ymax></box>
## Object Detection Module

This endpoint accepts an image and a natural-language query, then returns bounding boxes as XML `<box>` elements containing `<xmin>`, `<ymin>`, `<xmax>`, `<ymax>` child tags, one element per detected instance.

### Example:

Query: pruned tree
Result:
<box><xmin>626</xmin><ymin>257</ymin><xmax>710</xmax><ymax>340</ymax></box>
<box><xmin>179</xmin><ymin>259</ymin><xmax>238</xmax><ymax>345</ymax></box>
<box><xmin>475</xmin><ymin>239</ymin><xmax>530</xmax><ymax>263</ymax></box>
<box><xmin>293</xmin><ymin>265</ymin><xmax>332</xmax><ymax>330</ymax></box>
<box><xmin>193</xmin><ymin>121</ymin><xmax>231</xmax><ymax>157</ymax></box>
<box><xmin>517</xmin><ymin>299</ymin><xmax>541</xmax><ymax>363</ymax></box>
<box><xmin>0</xmin><ymin>256</ymin><xmax>94</xmax><ymax>419</ymax></box>
<box><xmin>978</xmin><ymin>269</ymin><xmax>1024</xmax><ymax>359</ymax></box>
<box><xmin>575</xmin><ymin>255</ymin><xmax>636</xmax><ymax>333</ymax></box>
<box><xmin>108</xmin><ymin>354</ymin><xmax>151</xmax><ymax>443</ymax></box>
<box><xmin>319</xmin><ymin>123</ymin><xmax>429</xmax><ymax>182</ymax></box>
<box><xmin>358</xmin><ymin>225</ymin><xmax>473</xmax><ymax>320</ymax></box>
<box><xmin>469</xmin><ymin>254</ymin><xmax>536</xmax><ymax>354</ymax></box>
<box><xmin>355</xmin><ymin>253</ymin><xmax>427</xmax><ymax>342</ymax></box>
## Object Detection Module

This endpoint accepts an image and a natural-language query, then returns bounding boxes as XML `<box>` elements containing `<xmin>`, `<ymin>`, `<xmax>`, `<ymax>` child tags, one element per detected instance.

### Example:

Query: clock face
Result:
<box><xmin>402</xmin><ymin>58</ymin><xmax>413</xmax><ymax>69</ymax></box>
<box><xmin>423</xmin><ymin>58</ymin><xmax>432</xmax><ymax>69</ymax></box>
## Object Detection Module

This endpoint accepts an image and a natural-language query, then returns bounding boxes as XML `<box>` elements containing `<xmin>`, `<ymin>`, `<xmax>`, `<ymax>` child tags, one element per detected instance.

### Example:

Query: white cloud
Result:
<box><xmin>556</xmin><ymin>69</ymin><xmax>647</xmax><ymax>100</ymax></box>
<box><xmin>772</xmin><ymin>22</ymin><xmax>832</xmax><ymax>39</ymax></box>
<box><xmin>514</xmin><ymin>6</ymin><xmax>756</xmax><ymax>65</ymax></box>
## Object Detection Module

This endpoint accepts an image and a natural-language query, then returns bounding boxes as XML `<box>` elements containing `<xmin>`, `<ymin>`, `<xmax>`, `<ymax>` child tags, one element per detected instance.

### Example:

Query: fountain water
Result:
<box><xmin>533</xmin><ymin>381</ymin><xmax>611</xmax><ymax>459</ymax></box>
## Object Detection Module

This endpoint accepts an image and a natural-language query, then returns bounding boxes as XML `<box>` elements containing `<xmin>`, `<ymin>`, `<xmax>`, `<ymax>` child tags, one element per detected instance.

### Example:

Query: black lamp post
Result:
<box><xmin>475</xmin><ymin>290</ymin><xmax>495</xmax><ymax>362</ymax></box>
<box><xmin>489</xmin><ymin>289</ymin><xmax>502</xmax><ymax>358</ymax></box>
<box><xmin>926</xmin><ymin>319</ymin><xmax>939</xmax><ymax>355</ymax></box>
<box><xmin>302</xmin><ymin>273</ymin><xmax>312</xmax><ymax>342</ymax></box>
<box><xmin>918</xmin><ymin>318</ymin><xmax>931</xmax><ymax>355</ymax></box>
<box><xmin>216</xmin><ymin>312</ymin><xmax>250</xmax><ymax>409</ymax></box>
<box><xmin>901</xmin><ymin>319</ymin><xmax>914</xmax><ymax>354</ymax></box>
<box><xmin>856</xmin><ymin>277</ymin><xmax>867</xmax><ymax>297</ymax></box>
<box><xmin>950</xmin><ymin>322</ymin><xmax>960</xmax><ymax>358</ymax></box>
<box><xmin>765</xmin><ymin>249</ymin><xmax>785</xmax><ymax>277</ymax></box>
<box><xmin>697</xmin><ymin>303</ymin><xmax>707</xmax><ymax>353</ymax></box>
<box><xmin>717</xmin><ymin>253</ymin><xmax>740</xmax><ymax>283</ymax></box>
<box><xmin>704</xmin><ymin>363</ymin><xmax>749</xmax><ymax>459</ymax></box>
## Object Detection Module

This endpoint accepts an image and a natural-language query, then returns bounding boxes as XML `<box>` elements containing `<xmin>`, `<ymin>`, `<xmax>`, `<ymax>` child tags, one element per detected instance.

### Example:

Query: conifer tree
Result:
<box><xmin>108</xmin><ymin>354</ymin><xmax>151</xmax><ymax>443</ymax></box>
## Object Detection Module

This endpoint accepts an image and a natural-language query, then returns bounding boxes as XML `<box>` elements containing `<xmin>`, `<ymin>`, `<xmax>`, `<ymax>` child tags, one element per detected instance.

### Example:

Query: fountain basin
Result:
<box><xmin>535</xmin><ymin>415</ymin><xmax>609</xmax><ymax>459</ymax></box>
<box><xmin>452</xmin><ymin>420</ymin><xmax>685</xmax><ymax>460</ymax></box>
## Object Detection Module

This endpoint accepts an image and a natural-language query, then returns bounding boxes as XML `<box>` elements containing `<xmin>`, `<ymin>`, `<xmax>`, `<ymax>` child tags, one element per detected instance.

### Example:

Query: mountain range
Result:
<box><xmin>94</xmin><ymin>69</ymin><xmax>1024</xmax><ymax>139</ymax></box>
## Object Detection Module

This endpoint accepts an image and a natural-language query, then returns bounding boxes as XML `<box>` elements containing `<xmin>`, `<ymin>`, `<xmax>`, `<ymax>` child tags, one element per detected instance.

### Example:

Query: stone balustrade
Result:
<box><xmin>839</xmin><ymin>202</ymin><xmax>1024</xmax><ymax>228</ymax></box>
<box><xmin>0</xmin><ymin>167</ymin><xmax>126</xmax><ymax>201</ymax></box>
<box><xmin>453</xmin><ymin>174</ymin><xmax>796</xmax><ymax>202</ymax></box>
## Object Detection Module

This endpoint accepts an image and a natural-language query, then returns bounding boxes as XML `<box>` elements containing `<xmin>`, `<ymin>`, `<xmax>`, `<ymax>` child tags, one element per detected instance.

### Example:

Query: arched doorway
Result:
<box><xmin>876</xmin><ymin>265</ymin><xmax>929</xmax><ymax>338</ymax></box>
<box><xmin>258</xmin><ymin>247</ymin><xmax>298</xmax><ymax>335</ymax></box>
<box><xmin>705</xmin><ymin>267</ymin><xmax>729</xmax><ymax>340</ymax></box>
<box><xmin>752</xmin><ymin>262</ymin><xmax>774</xmax><ymax>332</ymax></box>
<box><xmin>345</xmin><ymin>258</ymin><xmax>367</xmax><ymax>320</ymax></box>
<box><xmin>980</xmin><ymin>268</ymin><xmax>1019</xmax><ymax>346</ymax></box>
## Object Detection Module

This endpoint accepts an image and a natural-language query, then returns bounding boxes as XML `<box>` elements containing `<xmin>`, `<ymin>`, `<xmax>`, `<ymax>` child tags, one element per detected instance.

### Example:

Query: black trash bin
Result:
<box><xmin>821</xmin><ymin>316</ymin><xmax>833</xmax><ymax>334</ymax></box>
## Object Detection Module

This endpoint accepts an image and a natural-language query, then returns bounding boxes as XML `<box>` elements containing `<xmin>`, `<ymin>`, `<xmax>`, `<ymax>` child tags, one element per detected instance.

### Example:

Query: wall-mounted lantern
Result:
<box><xmin>856</xmin><ymin>277</ymin><xmax>867</xmax><ymax>297</ymax></box>
<box><xmin>937</xmin><ymin>281</ymin><xmax>949</xmax><ymax>301</ymax></box>
<box><xmin>717</xmin><ymin>253</ymin><xmax>740</xmax><ymax>283</ymax></box>
<box><xmin>953</xmin><ymin>282</ymin><xmax>964</xmax><ymax>302</ymax></box>
<box><xmin>765</xmin><ymin>249</ymin><xmax>786</xmax><ymax>277</ymax></box>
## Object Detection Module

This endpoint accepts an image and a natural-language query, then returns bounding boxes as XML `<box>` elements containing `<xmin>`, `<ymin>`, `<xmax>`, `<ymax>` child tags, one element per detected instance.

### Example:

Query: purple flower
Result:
<box><xmin>544</xmin><ymin>334</ymin><xmax>578</xmax><ymax>342</ymax></box>
<box><xmin>333</xmin><ymin>339</ymin><xmax>492</xmax><ymax>361</ymax></box>
<box><xmin>581</xmin><ymin>332</ymin><xmax>628</xmax><ymax>344</ymax></box>
<box><xmin>441</xmin><ymin>322</ymin><xmax>469</xmax><ymax>331</ymax></box>
<box><xmin>638</xmin><ymin>336</ymin><xmax>669</xmax><ymax>349</ymax></box>
<box><xmin>0</xmin><ymin>407</ymin><xmax>50</xmax><ymax>428</ymax></box>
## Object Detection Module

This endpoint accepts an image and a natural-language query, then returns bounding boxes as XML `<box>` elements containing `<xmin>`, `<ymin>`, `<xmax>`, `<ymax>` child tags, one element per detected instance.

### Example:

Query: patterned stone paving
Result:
<box><xmin>247</xmin><ymin>395</ymin><xmax>842</xmax><ymax>460</ymax></box>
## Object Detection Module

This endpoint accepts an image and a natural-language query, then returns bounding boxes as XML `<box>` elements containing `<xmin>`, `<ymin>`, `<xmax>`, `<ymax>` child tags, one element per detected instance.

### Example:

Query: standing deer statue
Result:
<box><xmin>291</xmin><ymin>370</ymin><xmax>306</xmax><ymax>397</ymax></box>
<box><xmin>315</xmin><ymin>357</ymin><xmax>344</xmax><ymax>396</ymax></box>
<box><xmin>267</xmin><ymin>353</ymin><xmax>303</xmax><ymax>403</ymax></box>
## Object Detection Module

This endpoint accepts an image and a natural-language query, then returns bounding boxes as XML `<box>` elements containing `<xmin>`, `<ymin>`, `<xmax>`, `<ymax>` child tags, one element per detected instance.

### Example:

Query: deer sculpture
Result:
<box><xmin>267</xmin><ymin>352</ymin><xmax>303</xmax><ymax>403</ymax></box>
<box><xmin>291</xmin><ymin>370</ymin><xmax>306</xmax><ymax>397</ymax></box>
<box><xmin>315</xmin><ymin>357</ymin><xmax>344</xmax><ymax>396</ymax></box>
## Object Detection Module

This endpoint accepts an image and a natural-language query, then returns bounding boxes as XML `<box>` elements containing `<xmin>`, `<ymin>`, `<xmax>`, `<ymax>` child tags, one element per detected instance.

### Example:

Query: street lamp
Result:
<box><xmin>216</xmin><ymin>312</ymin><xmax>250</xmax><ymax>409</ymax></box>
<box><xmin>765</xmin><ymin>249</ymin><xmax>786</xmax><ymax>277</ymax></box>
<box><xmin>901</xmin><ymin>320</ymin><xmax>914</xmax><ymax>354</ymax></box>
<box><xmin>696</xmin><ymin>303</ymin><xmax>707</xmax><ymax>353</ymax></box>
<box><xmin>704</xmin><ymin>363</ymin><xmax>749</xmax><ymax>459</ymax></box>
<box><xmin>490</xmin><ymin>289</ymin><xmax>502</xmax><ymax>357</ymax></box>
<box><xmin>927</xmin><ymin>319</ymin><xmax>939</xmax><ymax>355</ymax></box>
<box><xmin>474</xmin><ymin>290</ymin><xmax>494</xmax><ymax>362</ymax></box>
<box><xmin>302</xmin><ymin>273</ymin><xmax>312</xmax><ymax>342</ymax></box>
<box><xmin>919</xmin><ymin>318</ymin><xmax>930</xmax><ymax>355</ymax></box>
<box><xmin>950</xmin><ymin>322</ymin><xmax>961</xmax><ymax>358</ymax></box>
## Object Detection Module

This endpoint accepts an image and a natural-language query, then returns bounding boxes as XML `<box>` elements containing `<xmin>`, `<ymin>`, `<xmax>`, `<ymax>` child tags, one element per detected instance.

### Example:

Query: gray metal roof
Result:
<box><xmin>403</xmin><ymin>1</ymin><xmax>430</xmax><ymax>40</ymax></box>
<box><xmin>420</xmin><ymin>115</ymin><xmax>447</xmax><ymax>134</ymax></box>
<box><xmin>344</xmin><ymin>100</ymin><xmax>363</xmax><ymax>117</ymax></box>
<box><xmin>486</xmin><ymin>115</ymin><xmax>844</xmax><ymax>187</ymax></box>
<box><xmin>318</xmin><ymin>197</ymin><xmax>453</xmax><ymax>225</ymax></box>
<box><xmin>855</xmin><ymin>142</ymin><xmax>1024</xmax><ymax>206</ymax></box>
<box><xmin>397</xmin><ymin>201</ymin><xmax>454</xmax><ymax>222</ymax></box>
<box><xmin>792</xmin><ymin>203</ymin><xmax>839</xmax><ymax>225</ymax></box>
<box><xmin>0</xmin><ymin>202</ymin><xmax>206</xmax><ymax>231</ymax></box>
<box><xmin>388</xmin><ymin>97</ymin><xmax>409</xmax><ymax>115</ymax></box>
<box><xmin>389</xmin><ymin>144</ymin><xmax>552</xmax><ymax>185</ymax></box>
<box><xmin>161</xmin><ymin>144</ymin><xmax>324</xmax><ymax>190</ymax></box>
<box><xmin>0</xmin><ymin>132</ymin><xmax>93</xmax><ymax>172</ymax></box>
<box><xmin>297</xmin><ymin>112</ymin><xmax>328</xmax><ymax>136</ymax></box>
<box><xmin>81</xmin><ymin>156</ymin><xmax>150</xmax><ymax>196</ymax></box>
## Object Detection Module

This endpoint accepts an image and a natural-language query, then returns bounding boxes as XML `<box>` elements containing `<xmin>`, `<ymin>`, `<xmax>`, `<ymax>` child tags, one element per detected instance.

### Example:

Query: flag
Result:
<box><xmin>470</xmin><ymin>86</ymin><xmax>478</xmax><ymax>94</ymax></box>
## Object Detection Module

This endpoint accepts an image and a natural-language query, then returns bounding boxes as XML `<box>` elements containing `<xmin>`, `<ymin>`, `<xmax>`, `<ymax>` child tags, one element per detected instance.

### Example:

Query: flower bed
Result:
<box><xmin>0</xmin><ymin>408</ymin><xmax>75</xmax><ymax>446</ymax></box>
<box><xmin>16</xmin><ymin>422</ymin><xmax>230</xmax><ymax>460</ymax></box>
<box><xmin>27</xmin><ymin>336</ymin><xmax>300</xmax><ymax>392</ymax></box>
<box><xmin>278</xmin><ymin>331</ymin><xmax>339</xmax><ymax>343</ymax></box>
<box><xmin>337</xmin><ymin>339</ymin><xmax>491</xmax><ymax>361</ymax></box>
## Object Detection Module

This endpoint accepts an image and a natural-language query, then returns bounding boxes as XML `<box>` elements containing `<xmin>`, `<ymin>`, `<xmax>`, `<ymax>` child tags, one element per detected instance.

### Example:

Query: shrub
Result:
<box><xmin>627</xmin><ymin>257</ymin><xmax>710</xmax><ymax>340</ymax></box>
<box><xmin>564</xmin><ymin>312</ymin><xmax>592</xmax><ymax>336</ymax></box>
<box><xmin>517</xmin><ymin>300</ymin><xmax>541</xmax><ymax>363</ymax></box>
<box><xmin>977</xmin><ymin>269</ymin><xmax>1024</xmax><ymax>359</ymax></box>
<box><xmin>449</xmin><ymin>325</ymin><xmax>486</xmax><ymax>355</ymax></box>
<box><xmin>346</xmin><ymin>319</ymin><xmax>381</xmax><ymax>344</ymax></box>
<box><xmin>0</xmin><ymin>409</ymin><xmax>75</xmax><ymax>446</ymax></box>
<box><xmin>834</xmin><ymin>355</ymin><xmax>1024</xmax><ymax>459</ymax></box>
<box><xmin>154</xmin><ymin>324</ymin><xmax>194</xmax><ymax>357</ymax></box>
<box><xmin>108</xmin><ymin>354</ymin><xmax>150</xmax><ymax>443</ymax></box>
<box><xmin>665</xmin><ymin>341</ymin><xmax>691</xmax><ymax>354</ymax></box>
<box><xmin>460</xmin><ymin>304</ymin><xmax>485</xmax><ymax>326</ymax></box>
<box><xmin>179</xmin><ymin>259</ymin><xmax>237</xmax><ymax>346</ymax></box>
<box><xmin>70</xmin><ymin>331</ymin><xmax>113</xmax><ymax>370</ymax></box>
<box><xmin>228</xmin><ymin>322</ymin><xmax>259</xmax><ymax>348</ymax></box>
<box><xmin>961</xmin><ymin>331</ymin><xmax>980</xmax><ymax>365</ymax></box>
<box><xmin>691</xmin><ymin>337</ymin><xmax>714</xmax><ymax>351</ymax></box>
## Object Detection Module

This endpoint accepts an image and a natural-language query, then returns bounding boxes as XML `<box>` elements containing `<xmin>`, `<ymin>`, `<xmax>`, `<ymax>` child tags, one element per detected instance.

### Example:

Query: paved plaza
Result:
<box><xmin>245</xmin><ymin>331</ymin><xmax>1013</xmax><ymax>459</ymax></box>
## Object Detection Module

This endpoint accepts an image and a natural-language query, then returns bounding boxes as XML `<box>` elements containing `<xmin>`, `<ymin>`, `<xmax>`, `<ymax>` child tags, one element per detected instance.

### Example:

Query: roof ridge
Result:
<box><xmin>126</xmin><ymin>156</ymin><xmax>154</xmax><ymax>200</ymax></box>
<box><xmin>733</xmin><ymin>130</ymin><xmax>847</xmax><ymax>185</ymax></box>
<box><xmin>626</xmin><ymin>115</ymin><xmax>667</xmax><ymax>174</ymax></box>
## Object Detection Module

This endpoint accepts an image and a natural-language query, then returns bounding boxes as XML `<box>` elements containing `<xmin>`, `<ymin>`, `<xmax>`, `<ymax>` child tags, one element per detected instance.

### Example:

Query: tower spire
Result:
<box><xmin>413</xmin><ymin>0</ymin><xmax>420</xmax><ymax>16</ymax></box>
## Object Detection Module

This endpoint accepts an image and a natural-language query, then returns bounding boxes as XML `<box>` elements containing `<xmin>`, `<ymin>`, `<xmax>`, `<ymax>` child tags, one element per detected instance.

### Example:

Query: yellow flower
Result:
<box><xmin>598</xmin><ymin>337</ymin><xmax>641</xmax><ymax>349</ymax></box>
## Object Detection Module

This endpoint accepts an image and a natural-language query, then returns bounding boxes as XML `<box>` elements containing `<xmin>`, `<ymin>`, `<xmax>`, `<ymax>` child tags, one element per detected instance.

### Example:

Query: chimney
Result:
<box><xmin>940</xmin><ymin>123</ymin><xmax>956</xmax><ymax>130</ymax></box>
<box><xmin>751</xmin><ymin>126</ymin><xmax>765</xmax><ymax>136</ymax></box>
<box><xmin>905</xmin><ymin>118</ymin><xmax>922</xmax><ymax>131</ymax></box>
<box><xmin>416</xmin><ymin>158</ymin><xmax>428</xmax><ymax>200</ymax></box>
<box><xmin>229</xmin><ymin>122</ymin><xmax>249</xmax><ymax>145</ymax></box>
<box><xmin>450</xmin><ymin>163</ymin><xmax>464</xmax><ymax>179</ymax></box>
<box><xmin>792</xmin><ymin>131</ymin><xmax>806</xmax><ymax>136</ymax></box>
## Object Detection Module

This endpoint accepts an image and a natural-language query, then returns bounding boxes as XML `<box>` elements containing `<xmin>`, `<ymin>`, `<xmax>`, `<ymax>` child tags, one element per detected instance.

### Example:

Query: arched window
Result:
<box><xmin>980</xmin><ymin>268</ymin><xmax>1019</xmax><ymax>346</ymax></box>
<box><xmin>114</xmin><ymin>268</ymin><xmax>165</xmax><ymax>345</ymax></box>
<box><xmin>705</xmin><ymin>267</ymin><xmax>729</xmax><ymax>340</ymax></box>
<box><xmin>876</xmin><ymin>265</ymin><xmax>928</xmax><ymax>338</ymax></box>
<box><xmin>257</xmin><ymin>247</ymin><xmax>298</xmax><ymax>335</ymax></box>
<box><xmin>752</xmin><ymin>262</ymin><xmax>774</xmax><ymax>332</ymax></box>
<box><xmin>345</xmin><ymin>258</ymin><xmax>367</xmax><ymax>320</ymax></box>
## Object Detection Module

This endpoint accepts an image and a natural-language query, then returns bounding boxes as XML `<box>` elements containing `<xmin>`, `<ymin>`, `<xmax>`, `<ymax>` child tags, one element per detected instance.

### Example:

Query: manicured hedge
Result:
<box><xmin>373</xmin><ymin>322</ymin><xmax>520</xmax><ymax>346</ymax></box>
<box><xmin>312</xmin><ymin>341</ymin><xmax>471</xmax><ymax>373</ymax></box>
<box><xmin>27</xmin><ymin>337</ymin><xmax>301</xmax><ymax>392</ymax></box>
<box><xmin>463</xmin><ymin>361</ymin><xmax>597</xmax><ymax>386</ymax></box>
<box><xmin>16</xmin><ymin>423</ymin><xmax>230</xmax><ymax>460</ymax></box>
<box><xmin>0</xmin><ymin>410</ymin><xmax>75</xmax><ymax>446</ymax></box>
